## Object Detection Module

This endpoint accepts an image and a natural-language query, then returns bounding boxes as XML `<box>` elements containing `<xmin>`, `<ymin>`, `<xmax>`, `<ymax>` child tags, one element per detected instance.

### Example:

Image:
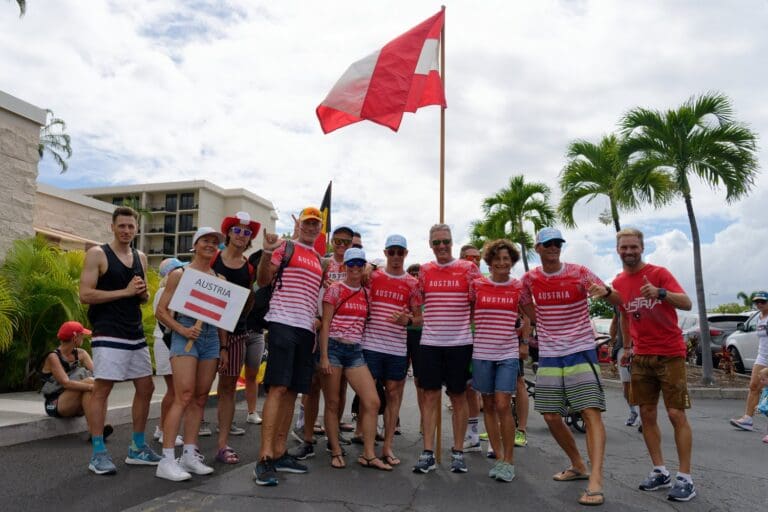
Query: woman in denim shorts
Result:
<box><xmin>318</xmin><ymin>248</ymin><xmax>392</xmax><ymax>471</ymax></box>
<box><xmin>154</xmin><ymin>227</ymin><xmax>226</xmax><ymax>481</ymax></box>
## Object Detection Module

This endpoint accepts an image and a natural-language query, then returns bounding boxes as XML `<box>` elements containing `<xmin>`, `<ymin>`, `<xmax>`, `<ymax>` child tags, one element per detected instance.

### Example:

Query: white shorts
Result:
<box><xmin>755</xmin><ymin>338</ymin><xmax>768</xmax><ymax>368</ymax></box>
<box><xmin>92</xmin><ymin>336</ymin><xmax>153</xmax><ymax>381</ymax></box>
<box><xmin>152</xmin><ymin>331</ymin><xmax>172</xmax><ymax>376</ymax></box>
<box><xmin>617</xmin><ymin>348</ymin><xmax>631</xmax><ymax>383</ymax></box>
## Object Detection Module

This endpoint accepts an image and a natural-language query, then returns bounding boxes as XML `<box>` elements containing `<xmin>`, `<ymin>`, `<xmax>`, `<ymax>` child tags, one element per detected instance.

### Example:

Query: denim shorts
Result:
<box><xmin>472</xmin><ymin>358</ymin><xmax>520</xmax><ymax>395</ymax></box>
<box><xmin>327</xmin><ymin>338</ymin><xmax>366</xmax><ymax>369</ymax></box>
<box><xmin>363</xmin><ymin>349</ymin><xmax>408</xmax><ymax>381</ymax></box>
<box><xmin>169</xmin><ymin>314</ymin><xmax>220</xmax><ymax>360</ymax></box>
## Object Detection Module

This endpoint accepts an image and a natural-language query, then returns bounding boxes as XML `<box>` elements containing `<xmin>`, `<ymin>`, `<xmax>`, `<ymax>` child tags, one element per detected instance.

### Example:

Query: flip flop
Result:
<box><xmin>381</xmin><ymin>454</ymin><xmax>401</xmax><ymax>466</ymax></box>
<box><xmin>330</xmin><ymin>453</ymin><xmax>345</xmax><ymax>469</ymax></box>
<box><xmin>215</xmin><ymin>446</ymin><xmax>240</xmax><ymax>464</ymax></box>
<box><xmin>358</xmin><ymin>455</ymin><xmax>392</xmax><ymax>471</ymax></box>
<box><xmin>553</xmin><ymin>468</ymin><xmax>590</xmax><ymax>481</ymax></box>
<box><xmin>578</xmin><ymin>489</ymin><xmax>605</xmax><ymax>506</ymax></box>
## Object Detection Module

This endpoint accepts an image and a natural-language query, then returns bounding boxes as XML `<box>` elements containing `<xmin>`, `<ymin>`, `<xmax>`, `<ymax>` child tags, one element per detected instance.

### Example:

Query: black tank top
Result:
<box><xmin>87</xmin><ymin>244</ymin><xmax>145</xmax><ymax>339</ymax></box>
<box><xmin>211</xmin><ymin>251</ymin><xmax>252</xmax><ymax>333</ymax></box>
<box><xmin>41</xmin><ymin>348</ymin><xmax>81</xmax><ymax>399</ymax></box>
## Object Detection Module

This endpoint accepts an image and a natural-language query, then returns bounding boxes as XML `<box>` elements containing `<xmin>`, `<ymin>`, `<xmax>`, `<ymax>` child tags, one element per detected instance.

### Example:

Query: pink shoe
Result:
<box><xmin>762</xmin><ymin>435</ymin><xmax>768</xmax><ymax>444</ymax></box>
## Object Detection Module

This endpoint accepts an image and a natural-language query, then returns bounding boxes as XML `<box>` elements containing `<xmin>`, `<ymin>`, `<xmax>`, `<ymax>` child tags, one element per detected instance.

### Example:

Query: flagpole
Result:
<box><xmin>439</xmin><ymin>5</ymin><xmax>446</xmax><ymax>224</ymax></box>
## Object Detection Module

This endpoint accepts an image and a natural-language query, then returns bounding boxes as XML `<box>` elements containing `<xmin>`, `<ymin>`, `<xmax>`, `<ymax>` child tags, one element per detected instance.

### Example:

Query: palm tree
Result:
<box><xmin>558</xmin><ymin>134</ymin><xmax>673</xmax><ymax>231</ymax></box>
<box><xmin>9</xmin><ymin>0</ymin><xmax>25</xmax><ymax>16</ymax></box>
<box><xmin>474</xmin><ymin>175</ymin><xmax>556</xmax><ymax>271</ymax></box>
<box><xmin>621</xmin><ymin>92</ymin><xmax>759</xmax><ymax>385</ymax></box>
<box><xmin>38</xmin><ymin>110</ymin><xmax>72</xmax><ymax>173</ymax></box>
<box><xmin>736</xmin><ymin>291</ymin><xmax>756</xmax><ymax>309</ymax></box>
<box><xmin>0</xmin><ymin>276</ymin><xmax>18</xmax><ymax>352</ymax></box>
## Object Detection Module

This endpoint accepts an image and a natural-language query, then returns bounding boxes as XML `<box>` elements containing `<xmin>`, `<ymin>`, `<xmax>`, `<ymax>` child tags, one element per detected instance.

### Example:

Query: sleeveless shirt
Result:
<box><xmin>87</xmin><ymin>244</ymin><xmax>144</xmax><ymax>339</ymax></box>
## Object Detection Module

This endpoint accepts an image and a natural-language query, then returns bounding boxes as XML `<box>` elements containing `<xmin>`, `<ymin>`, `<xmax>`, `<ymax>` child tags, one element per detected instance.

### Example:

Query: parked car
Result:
<box><xmin>682</xmin><ymin>313</ymin><xmax>751</xmax><ymax>367</ymax></box>
<box><xmin>591</xmin><ymin>317</ymin><xmax>613</xmax><ymax>363</ymax></box>
<box><xmin>725</xmin><ymin>311</ymin><xmax>761</xmax><ymax>374</ymax></box>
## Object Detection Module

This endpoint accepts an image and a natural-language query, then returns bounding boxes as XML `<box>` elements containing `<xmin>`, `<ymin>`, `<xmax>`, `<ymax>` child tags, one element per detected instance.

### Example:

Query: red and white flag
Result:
<box><xmin>168</xmin><ymin>268</ymin><xmax>251</xmax><ymax>332</ymax></box>
<box><xmin>316</xmin><ymin>10</ymin><xmax>446</xmax><ymax>134</ymax></box>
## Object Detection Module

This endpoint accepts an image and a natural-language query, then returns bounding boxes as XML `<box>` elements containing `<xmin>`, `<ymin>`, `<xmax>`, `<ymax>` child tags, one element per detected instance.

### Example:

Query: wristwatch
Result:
<box><xmin>603</xmin><ymin>285</ymin><xmax>612</xmax><ymax>298</ymax></box>
<box><xmin>657</xmin><ymin>288</ymin><xmax>667</xmax><ymax>300</ymax></box>
<box><xmin>520</xmin><ymin>338</ymin><xmax>529</xmax><ymax>345</ymax></box>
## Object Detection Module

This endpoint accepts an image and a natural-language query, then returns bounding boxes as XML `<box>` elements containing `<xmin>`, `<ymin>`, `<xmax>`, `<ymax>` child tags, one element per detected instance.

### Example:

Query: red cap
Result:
<box><xmin>221</xmin><ymin>211</ymin><xmax>261</xmax><ymax>240</ymax></box>
<box><xmin>57</xmin><ymin>321</ymin><xmax>92</xmax><ymax>341</ymax></box>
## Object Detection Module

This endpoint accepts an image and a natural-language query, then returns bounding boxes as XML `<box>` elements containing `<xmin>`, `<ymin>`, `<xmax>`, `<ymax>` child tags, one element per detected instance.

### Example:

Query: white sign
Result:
<box><xmin>168</xmin><ymin>267</ymin><xmax>250</xmax><ymax>332</ymax></box>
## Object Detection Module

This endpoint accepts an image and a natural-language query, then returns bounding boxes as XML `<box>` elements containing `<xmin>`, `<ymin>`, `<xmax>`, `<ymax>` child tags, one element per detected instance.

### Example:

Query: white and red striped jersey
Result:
<box><xmin>324</xmin><ymin>282</ymin><xmax>369</xmax><ymax>344</ymax></box>
<box><xmin>324</xmin><ymin>257</ymin><xmax>346</xmax><ymax>284</ymax></box>
<box><xmin>362</xmin><ymin>270</ymin><xmax>421</xmax><ymax>356</ymax></box>
<box><xmin>520</xmin><ymin>263</ymin><xmax>603</xmax><ymax>357</ymax></box>
<box><xmin>471</xmin><ymin>277</ymin><xmax>523</xmax><ymax>361</ymax></box>
<box><xmin>265</xmin><ymin>241</ymin><xmax>323</xmax><ymax>332</ymax></box>
<box><xmin>419</xmin><ymin>259</ymin><xmax>483</xmax><ymax>347</ymax></box>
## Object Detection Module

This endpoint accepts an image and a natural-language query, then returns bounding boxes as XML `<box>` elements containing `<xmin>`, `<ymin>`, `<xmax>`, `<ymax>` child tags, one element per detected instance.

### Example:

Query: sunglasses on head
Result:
<box><xmin>542</xmin><ymin>240</ymin><xmax>563</xmax><ymax>249</ymax></box>
<box><xmin>231</xmin><ymin>226</ymin><xmax>252</xmax><ymax>237</ymax></box>
<box><xmin>332</xmin><ymin>238</ymin><xmax>352</xmax><ymax>247</ymax></box>
<box><xmin>387</xmin><ymin>248</ymin><xmax>405</xmax><ymax>257</ymax></box>
<box><xmin>431</xmin><ymin>239</ymin><xmax>452</xmax><ymax>246</ymax></box>
<box><xmin>346</xmin><ymin>259</ymin><xmax>366</xmax><ymax>268</ymax></box>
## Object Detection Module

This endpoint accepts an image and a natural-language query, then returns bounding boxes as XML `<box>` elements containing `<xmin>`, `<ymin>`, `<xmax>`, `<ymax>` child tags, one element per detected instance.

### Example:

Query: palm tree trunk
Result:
<box><xmin>520</xmin><ymin>239</ymin><xmax>529</xmax><ymax>272</ymax></box>
<box><xmin>683</xmin><ymin>193</ymin><xmax>714</xmax><ymax>385</ymax></box>
<box><xmin>610</xmin><ymin>198</ymin><xmax>621</xmax><ymax>232</ymax></box>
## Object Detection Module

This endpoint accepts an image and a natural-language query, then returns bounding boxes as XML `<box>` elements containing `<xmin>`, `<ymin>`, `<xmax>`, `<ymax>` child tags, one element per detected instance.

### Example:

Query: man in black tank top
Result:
<box><xmin>211</xmin><ymin>211</ymin><xmax>261</xmax><ymax>464</ymax></box>
<box><xmin>79</xmin><ymin>206</ymin><xmax>161</xmax><ymax>475</ymax></box>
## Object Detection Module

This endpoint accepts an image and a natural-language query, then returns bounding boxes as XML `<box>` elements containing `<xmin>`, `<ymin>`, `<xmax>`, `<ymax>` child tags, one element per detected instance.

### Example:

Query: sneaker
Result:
<box><xmin>125</xmin><ymin>444</ymin><xmax>162</xmax><ymax>465</ymax></box>
<box><xmin>495</xmin><ymin>462</ymin><xmax>515</xmax><ymax>482</ymax></box>
<box><xmin>729</xmin><ymin>416</ymin><xmax>754</xmax><ymax>431</ymax></box>
<box><xmin>488</xmin><ymin>460</ymin><xmax>503</xmax><ymax>479</ymax></box>
<box><xmin>450</xmin><ymin>449</ymin><xmax>468</xmax><ymax>473</ymax></box>
<box><xmin>639</xmin><ymin>469</ymin><xmax>672</xmax><ymax>491</ymax></box>
<box><xmin>626</xmin><ymin>410</ymin><xmax>639</xmax><ymax>427</ymax></box>
<box><xmin>254</xmin><ymin>458</ymin><xmax>279</xmax><ymax>486</ymax></box>
<box><xmin>479</xmin><ymin>432</ymin><xmax>489</xmax><ymax>441</ymax></box>
<box><xmin>88</xmin><ymin>451</ymin><xmax>117</xmax><ymax>475</ymax></box>
<box><xmin>487</xmin><ymin>447</ymin><xmax>496</xmax><ymax>459</ymax></box>
<box><xmin>179</xmin><ymin>450</ymin><xmax>214</xmax><ymax>475</ymax></box>
<box><xmin>288</xmin><ymin>441</ymin><xmax>315</xmax><ymax>460</ymax></box>
<box><xmin>667</xmin><ymin>477</ymin><xmax>696</xmax><ymax>502</ymax></box>
<box><xmin>157</xmin><ymin>430</ymin><xmax>183</xmax><ymax>447</ymax></box>
<box><xmin>247</xmin><ymin>412</ymin><xmax>263</xmax><ymax>425</ymax></box>
<box><xmin>463</xmin><ymin>439</ymin><xmax>481</xmax><ymax>452</ymax></box>
<box><xmin>413</xmin><ymin>451</ymin><xmax>436</xmax><ymax>474</ymax></box>
<box><xmin>274</xmin><ymin>452</ymin><xmax>309</xmax><ymax>474</ymax></box>
<box><xmin>290</xmin><ymin>427</ymin><xmax>306</xmax><ymax>444</ymax></box>
<box><xmin>198</xmin><ymin>421</ymin><xmax>212</xmax><ymax>437</ymax></box>
<box><xmin>762</xmin><ymin>435</ymin><xmax>768</xmax><ymax>443</ymax></box>
<box><xmin>514</xmin><ymin>430</ymin><xmax>528</xmax><ymax>447</ymax></box>
<box><xmin>155</xmin><ymin>457</ymin><xmax>192</xmax><ymax>481</ymax></box>
<box><xmin>337</xmin><ymin>432</ymin><xmax>352</xmax><ymax>445</ymax></box>
<box><xmin>153</xmin><ymin>425</ymin><xmax>162</xmax><ymax>441</ymax></box>
<box><xmin>216</xmin><ymin>422</ymin><xmax>246</xmax><ymax>436</ymax></box>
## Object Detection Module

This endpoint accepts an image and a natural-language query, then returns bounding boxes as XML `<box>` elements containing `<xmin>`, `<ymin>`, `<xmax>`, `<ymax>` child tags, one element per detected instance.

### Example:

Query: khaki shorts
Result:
<box><xmin>630</xmin><ymin>355</ymin><xmax>691</xmax><ymax>410</ymax></box>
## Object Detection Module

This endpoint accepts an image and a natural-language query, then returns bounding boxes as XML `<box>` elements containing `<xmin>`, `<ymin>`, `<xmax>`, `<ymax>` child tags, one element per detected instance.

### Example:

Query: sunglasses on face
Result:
<box><xmin>408</xmin><ymin>271</ymin><xmax>419</xmax><ymax>276</ymax></box>
<box><xmin>346</xmin><ymin>259</ymin><xmax>366</xmax><ymax>268</ymax></box>
<box><xmin>542</xmin><ymin>240</ymin><xmax>563</xmax><ymax>249</ymax></box>
<box><xmin>332</xmin><ymin>238</ymin><xmax>352</xmax><ymax>247</ymax></box>
<box><xmin>352</xmin><ymin>243</ymin><xmax>363</xmax><ymax>249</ymax></box>
<box><xmin>231</xmin><ymin>227</ymin><xmax>252</xmax><ymax>237</ymax></box>
<box><xmin>431</xmin><ymin>239</ymin><xmax>452</xmax><ymax>246</ymax></box>
<box><xmin>463</xmin><ymin>255</ymin><xmax>481</xmax><ymax>262</ymax></box>
<box><xmin>387</xmin><ymin>248</ymin><xmax>405</xmax><ymax>257</ymax></box>
<box><xmin>755</xmin><ymin>300</ymin><xmax>767</xmax><ymax>305</ymax></box>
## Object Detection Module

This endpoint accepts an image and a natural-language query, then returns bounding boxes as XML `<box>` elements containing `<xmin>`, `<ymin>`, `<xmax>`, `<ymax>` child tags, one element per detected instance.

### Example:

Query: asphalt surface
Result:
<box><xmin>1</xmin><ymin>379</ymin><xmax>766</xmax><ymax>511</ymax></box>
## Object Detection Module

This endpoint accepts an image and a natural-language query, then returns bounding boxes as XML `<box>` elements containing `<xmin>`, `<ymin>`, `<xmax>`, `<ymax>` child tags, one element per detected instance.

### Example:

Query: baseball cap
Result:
<box><xmin>385</xmin><ymin>234</ymin><xmax>407</xmax><ymax>249</ymax></box>
<box><xmin>193</xmin><ymin>227</ymin><xmax>225</xmax><ymax>246</ymax></box>
<box><xmin>57</xmin><ymin>321</ymin><xmax>91</xmax><ymax>341</ymax></box>
<box><xmin>299</xmin><ymin>207</ymin><xmax>322</xmax><ymax>222</ymax></box>
<box><xmin>159</xmin><ymin>258</ymin><xmax>188</xmax><ymax>277</ymax></box>
<box><xmin>221</xmin><ymin>211</ymin><xmax>261</xmax><ymax>239</ymax></box>
<box><xmin>752</xmin><ymin>291</ymin><xmax>768</xmax><ymax>302</ymax></box>
<box><xmin>343</xmin><ymin>247</ymin><xmax>366</xmax><ymax>264</ymax></box>
<box><xmin>332</xmin><ymin>225</ymin><xmax>354</xmax><ymax>236</ymax></box>
<box><xmin>536</xmin><ymin>227</ymin><xmax>566</xmax><ymax>245</ymax></box>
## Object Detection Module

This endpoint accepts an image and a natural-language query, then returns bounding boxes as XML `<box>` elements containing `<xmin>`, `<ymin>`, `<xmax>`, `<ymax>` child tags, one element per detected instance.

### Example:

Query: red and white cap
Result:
<box><xmin>221</xmin><ymin>211</ymin><xmax>261</xmax><ymax>239</ymax></box>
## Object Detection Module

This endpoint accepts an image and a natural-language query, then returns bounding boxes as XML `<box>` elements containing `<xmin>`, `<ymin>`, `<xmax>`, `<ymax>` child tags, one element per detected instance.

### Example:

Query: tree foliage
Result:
<box><xmin>38</xmin><ymin>109</ymin><xmax>73</xmax><ymax>173</ymax></box>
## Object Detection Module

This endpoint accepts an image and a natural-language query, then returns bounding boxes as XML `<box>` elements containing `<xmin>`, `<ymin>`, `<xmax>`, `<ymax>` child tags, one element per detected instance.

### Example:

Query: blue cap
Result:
<box><xmin>385</xmin><ymin>234</ymin><xmax>407</xmax><ymax>249</ymax></box>
<box><xmin>752</xmin><ymin>291</ymin><xmax>768</xmax><ymax>302</ymax></box>
<box><xmin>536</xmin><ymin>227</ymin><xmax>565</xmax><ymax>245</ymax></box>
<box><xmin>343</xmin><ymin>247</ymin><xmax>367</xmax><ymax>264</ymax></box>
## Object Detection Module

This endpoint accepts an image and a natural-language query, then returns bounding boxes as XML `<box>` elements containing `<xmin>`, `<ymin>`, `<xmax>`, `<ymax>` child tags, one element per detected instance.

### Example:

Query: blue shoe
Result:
<box><xmin>413</xmin><ymin>451</ymin><xmax>436</xmax><ymax>474</ymax></box>
<box><xmin>450</xmin><ymin>449</ymin><xmax>468</xmax><ymax>473</ymax></box>
<box><xmin>254</xmin><ymin>458</ymin><xmax>279</xmax><ymax>486</ymax></box>
<box><xmin>274</xmin><ymin>452</ymin><xmax>308</xmax><ymax>474</ymax></box>
<box><xmin>89</xmin><ymin>451</ymin><xmax>117</xmax><ymax>475</ymax></box>
<box><xmin>639</xmin><ymin>469</ymin><xmax>672</xmax><ymax>491</ymax></box>
<box><xmin>625</xmin><ymin>410</ymin><xmax>639</xmax><ymax>426</ymax></box>
<box><xmin>667</xmin><ymin>477</ymin><xmax>696</xmax><ymax>502</ymax></box>
<box><xmin>125</xmin><ymin>444</ymin><xmax>162</xmax><ymax>466</ymax></box>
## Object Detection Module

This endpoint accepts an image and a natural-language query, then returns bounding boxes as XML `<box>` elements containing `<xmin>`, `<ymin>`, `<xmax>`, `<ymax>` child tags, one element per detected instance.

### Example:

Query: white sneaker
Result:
<box><xmin>157</xmin><ymin>430</ymin><xmax>184</xmax><ymax>447</ymax></box>
<box><xmin>179</xmin><ymin>451</ymin><xmax>214</xmax><ymax>475</ymax></box>
<box><xmin>153</xmin><ymin>425</ymin><xmax>162</xmax><ymax>441</ymax></box>
<box><xmin>247</xmin><ymin>412</ymin><xmax>263</xmax><ymax>425</ymax></box>
<box><xmin>156</xmin><ymin>457</ymin><xmax>192</xmax><ymax>481</ymax></box>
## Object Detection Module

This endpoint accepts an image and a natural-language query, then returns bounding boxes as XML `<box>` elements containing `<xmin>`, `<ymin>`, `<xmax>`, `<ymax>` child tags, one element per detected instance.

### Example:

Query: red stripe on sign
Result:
<box><xmin>184</xmin><ymin>302</ymin><xmax>222</xmax><ymax>322</ymax></box>
<box><xmin>190</xmin><ymin>288</ymin><xmax>228</xmax><ymax>308</ymax></box>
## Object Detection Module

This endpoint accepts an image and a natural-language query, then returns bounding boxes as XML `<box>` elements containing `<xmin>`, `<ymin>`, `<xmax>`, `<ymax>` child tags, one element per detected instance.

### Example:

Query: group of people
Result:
<box><xmin>48</xmin><ymin>202</ymin><xmax>768</xmax><ymax>506</ymax></box>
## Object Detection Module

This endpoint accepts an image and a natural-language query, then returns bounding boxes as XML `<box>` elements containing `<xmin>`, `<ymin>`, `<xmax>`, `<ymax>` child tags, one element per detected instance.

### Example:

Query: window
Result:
<box><xmin>163</xmin><ymin>236</ymin><xmax>175</xmax><ymax>255</ymax></box>
<box><xmin>178</xmin><ymin>235</ymin><xmax>192</xmax><ymax>253</ymax></box>
<box><xmin>111</xmin><ymin>196</ymin><xmax>123</xmax><ymax>206</ymax></box>
<box><xmin>165</xmin><ymin>194</ymin><xmax>177</xmax><ymax>212</ymax></box>
<box><xmin>180</xmin><ymin>192</ymin><xmax>195</xmax><ymax>210</ymax></box>
<box><xmin>164</xmin><ymin>215</ymin><xmax>176</xmax><ymax>234</ymax></box>
<box><xmin>179</xmin><ymin>214</ymin><xmax>194</xmax><ymax>232</ymax></box>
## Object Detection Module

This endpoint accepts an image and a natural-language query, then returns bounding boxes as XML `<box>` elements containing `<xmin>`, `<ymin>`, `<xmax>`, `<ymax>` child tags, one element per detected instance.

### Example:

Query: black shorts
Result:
<box><xmin>264</xmin><ymin>322</ymin><xmax>316</xmax><ymax>394</ymax></box>
<box><xmin>406</xmin><ymin>329</ymin><xmax>422</xmax><ymax>379</ymax></box>
<box><xmin>418</xmin><ymin>344</ymin><xmax>472</xmax><ymax>395</ymax></box>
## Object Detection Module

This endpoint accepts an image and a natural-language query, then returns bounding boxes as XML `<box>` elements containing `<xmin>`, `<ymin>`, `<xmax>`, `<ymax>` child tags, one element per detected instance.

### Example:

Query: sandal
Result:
<box><xmin>381</xmin><ymin>454</ymin><xmax>401</xmax><ymax>466</ymax></box>
<box><xmin>578</xmin><ymin>489</ymin><xmax>605</xmax><ymax>506</ymax></box>
<box><xmin>313</xmin><ymin>423</ymin><xmax>326</xmax><ymax>435</ymax></box>
<box><xmin>553</xmin><ymin>467</ymin><xmax>590</xmax><ymax>481</ymax></box>
<box><xmin>358</xmin><ymin>455</ymin><xmax>392</xmax><ymax>471</ymax></box>
<box><xmin>350</xmin><ymin>435</ymin><xmax>364</xmax><ymax>445</ymax></box>
<box><xmin>215</xmin><ymin>446</ymin><xmax>240</xmax><ymax>464</ymax></box>
<box><xmin>339</xmin><ymin>422</ymin><xmax>355</xmax><ymax>433</ymax></box>
<box><xmin>330</xmin><ymin>453</ymin><xmax>345</xmax><ymax>469</ymax></box>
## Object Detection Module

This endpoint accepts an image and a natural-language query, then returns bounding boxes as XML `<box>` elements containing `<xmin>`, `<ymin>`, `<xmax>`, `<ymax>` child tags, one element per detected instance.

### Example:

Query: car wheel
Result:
<box><xmin>728</xmin><ymin>346</ymin><xmax>745</xmax><ymax>374</ymax></box>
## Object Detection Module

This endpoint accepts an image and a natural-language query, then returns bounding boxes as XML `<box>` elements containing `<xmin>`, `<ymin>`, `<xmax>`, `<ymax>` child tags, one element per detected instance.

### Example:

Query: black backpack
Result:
<box><xmin>248</xmin><ymin>242</ymin><xmax>296</xmax><ymax>330</ymax></box>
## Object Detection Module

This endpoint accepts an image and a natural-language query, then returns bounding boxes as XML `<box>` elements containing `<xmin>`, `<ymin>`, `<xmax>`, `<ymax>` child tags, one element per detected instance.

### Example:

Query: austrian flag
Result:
<box><xmin>168</xmin><ymin>268</ymin><xmax>251</xmax><ymax>333</ymax></box>
<box><xmin>316</xmin><ymin>10</ymin><xmax>446</xmax><ymax>134</ymax></box>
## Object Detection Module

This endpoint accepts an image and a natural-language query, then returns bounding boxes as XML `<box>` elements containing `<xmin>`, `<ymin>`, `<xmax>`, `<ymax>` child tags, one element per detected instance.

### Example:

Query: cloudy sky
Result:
<box><xmin>2</xmin><ymin>0</ymin><xmax>767</xmax><ymax>308</ymax></box>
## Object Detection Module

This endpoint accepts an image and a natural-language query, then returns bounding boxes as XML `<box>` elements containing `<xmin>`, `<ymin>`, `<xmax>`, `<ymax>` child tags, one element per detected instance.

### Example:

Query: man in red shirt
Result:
<box><xmin>612</xmin><ymin>228</ymin><xmax>696</xmax><ymax>502</ymax></box>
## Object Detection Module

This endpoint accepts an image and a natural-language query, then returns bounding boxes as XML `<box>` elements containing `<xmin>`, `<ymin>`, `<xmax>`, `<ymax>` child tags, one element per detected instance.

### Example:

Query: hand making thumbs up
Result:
<box><xmin>639</xmin><ymin>275</ymin><xmax>657</xmax><ymax>299</ymax></box>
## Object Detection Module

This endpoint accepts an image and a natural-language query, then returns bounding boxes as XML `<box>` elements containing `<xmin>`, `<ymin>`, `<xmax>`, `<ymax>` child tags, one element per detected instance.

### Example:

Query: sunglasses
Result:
<box><xmin>463</xmin><ymin>255</ymin><xmax>481</xmax><ymax>262</ymax></box>
<box><xmin>352</xmin><ymin>243</ymin><xmax>363</xmax><ymax>249</ymax></box>
<box><xmin>408</xmin><ymin>271</ymin><xmax>420</xmax><ymax>276</ymax></box>
<box><xmin>431</xmin><ymin>239</ymin><xmax>452</xmax><ymax>246</ymax></box>
<box><xmin>755</xmin><ymin>300</ymin><xmax>767</xmax><ymax>305</ymax></box>
<box><xmin>231</xmin><ymin>227</ymin><xmax>252</xmax><ymax>237</ymax></box>
<box><xmin>387</xmin><ymin>248</ymin><xmax>405</xmax><ymax>257</ymax></box>
<box><xmin>332</xmin><ymin>238</ymin><xmax>352</xmax><ymax>247</ymax></box>
<box><xmin>542</xmin><ymin>240</ymin><xmax>563</xmax><ymax>249</ymax></box>
<box><xmin>346</xmin><ymin>259</ymin><xmax>366</xmax><ymax>268</ymax></box>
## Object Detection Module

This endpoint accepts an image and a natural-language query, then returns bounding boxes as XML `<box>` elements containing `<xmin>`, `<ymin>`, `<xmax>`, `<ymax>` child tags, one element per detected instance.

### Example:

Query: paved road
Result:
<box><xmin>1</xmin><ymin>379</ymin><xmax>766</xmax><ymax>511</ymax></box>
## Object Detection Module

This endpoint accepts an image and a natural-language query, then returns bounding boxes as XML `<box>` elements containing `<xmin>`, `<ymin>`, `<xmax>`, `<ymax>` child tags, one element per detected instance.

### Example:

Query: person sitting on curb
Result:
<box><xmin>41</xmin><ymin>321</ymin><xmax>113</xmax><ymax>439</ymax></box>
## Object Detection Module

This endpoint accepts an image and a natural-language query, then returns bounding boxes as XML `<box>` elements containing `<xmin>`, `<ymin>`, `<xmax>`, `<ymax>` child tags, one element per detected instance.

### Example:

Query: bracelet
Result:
<box><xmin>520</xmin><ymin>338</ymin><xmax>529</xmax><ymax>345</ymax></box>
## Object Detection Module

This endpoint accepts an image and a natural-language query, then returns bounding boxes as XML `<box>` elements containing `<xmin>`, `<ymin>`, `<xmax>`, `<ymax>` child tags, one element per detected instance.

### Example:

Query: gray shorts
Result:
<box><xmin>245</xmin><ymin>329</ymin><xmax>266</xmax><ymax>369</ymax></box>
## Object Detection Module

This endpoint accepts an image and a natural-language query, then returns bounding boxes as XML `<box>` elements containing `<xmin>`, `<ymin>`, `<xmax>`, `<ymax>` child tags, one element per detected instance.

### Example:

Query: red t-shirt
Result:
<box><xmin>470</xmin><ymin>277</ymin><xmax>523</xmax><ymax>361</ymax></box>
<box><xmin>612</xmin><ymin>263</ymin><xmax>686</xmax><ymax>357</ymax></box>
<box><xmin>362</xmin><ymin>270</ymin><xmax>421</xmax><ymax>356</ymax></box>
<box><xmin>323</xmin><ymin>282</ymin><xmax>369</xmax><ymax>344</ymax></box>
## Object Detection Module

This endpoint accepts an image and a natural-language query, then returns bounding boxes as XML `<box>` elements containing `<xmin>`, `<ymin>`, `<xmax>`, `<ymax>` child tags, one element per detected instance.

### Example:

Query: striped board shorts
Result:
<box><xmin>92</xmin><ymin>336</ymin><xmax>153</xmax><ymax>381</ymax></box>
<box><xmin>219</xmin><ymin>331</ymin><xmax>248</xmax><ymax>377</ymax></box>
<box><xmin>534</xmin><ymin>349</ymin><xmax>605</xmax><ymax>415</ymax></box>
